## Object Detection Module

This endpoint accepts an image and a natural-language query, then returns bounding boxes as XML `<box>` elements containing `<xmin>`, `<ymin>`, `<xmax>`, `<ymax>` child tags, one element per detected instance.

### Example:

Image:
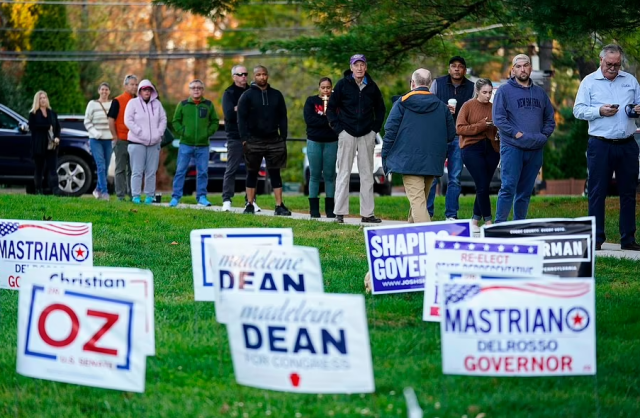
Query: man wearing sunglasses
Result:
<box><xmin>574</xmin><ymin>44</ymin><xmax>640</xmax><ymax>251</ymax></box>
<box><xmin>221</xmin><ymin>65</ymin><xmax>253</xmax><ymax>212</ymax></box>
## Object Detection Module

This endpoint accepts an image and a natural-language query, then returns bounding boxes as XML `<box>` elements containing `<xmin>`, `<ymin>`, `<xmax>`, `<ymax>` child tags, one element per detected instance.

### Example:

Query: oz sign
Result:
<box><xmin>18</xmin><ymin>282</ymin><xmax>147</xmax><ymax>392</ymax></box>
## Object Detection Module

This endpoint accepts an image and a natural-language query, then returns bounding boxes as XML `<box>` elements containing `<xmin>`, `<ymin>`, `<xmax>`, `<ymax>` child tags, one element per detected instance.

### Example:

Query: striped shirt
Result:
<box><xmin>84</xmin><ymin>100</ymin><xmax>113</xmax><ymax>140</ymax></box>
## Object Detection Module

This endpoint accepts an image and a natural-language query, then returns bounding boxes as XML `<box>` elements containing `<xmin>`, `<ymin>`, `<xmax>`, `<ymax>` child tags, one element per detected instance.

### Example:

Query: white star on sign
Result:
<box><xmin>498</xmin><ymin>245</ymin><xmax>505</xmax><ymax>252</ymax></box>
<box><xmin>513</xmin><ymin>246</ymin><xmax>519</xmax><ymax>253</ymax></box>
<box><xmin>454</xmin><ymin>242</ymin><xmax>461</xmax><ymax>249</ymax></box>
<box><xmin>438</xmin><ymin>242</ymin><xmax>445</xmax><ymax>249</ymax></box>
<box><xmin>468</xmin><ymin>243</ymin><xmax>476</xmax><ymax>250</ymax></box>
<box><xmin>528</xmin><ymin>246</ymin><xmax>535</xmax><ymax>253</ymax></box>
<box><xmin>483</xmin><ymin>244</ymin><xmax>490</xmax><ymax>251</ymax></box>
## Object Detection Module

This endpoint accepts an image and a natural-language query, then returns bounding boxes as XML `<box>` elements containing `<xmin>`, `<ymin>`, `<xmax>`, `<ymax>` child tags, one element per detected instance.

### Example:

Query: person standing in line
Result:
<box><xmin>574</xmin><ymin>44</ymin><xmax>640</xmax><ymax>251</ymax></box>
<box><xmin>382</xmin><ymin>68</ymin><xmax>455</xmax><ymax>223</ymax></box>
<box><xmin>303</xmin><ymin>77</ymin><xmax>339</xmax><ymax>218</ymax></box>
<box><xmin>29</xmin><ymin>90</ymin><xmax>60</xmax><ymax>195</ymax></box>
<box><xmin>492</xmin><ymin>54</ymin><xmax>555</xmax><ymax>222</ymax></box>
<box><xmin>124</xmin><ymin>80</ymin><xmax>167</xmax><ymax>204</ymax></box>
<box><xmin>456</xmin><ymin>78</ymin><xmax>500</xmax><ymax>232</ymax></box>
<box><xmin>169</xmin><ymin>79</ymin><xmax>219</xmax><ymax>208</ymax></box>
<box><xmin>84</xmin><ymin>82</ymin><xmax>113</xmax><ymax>200</ymax></box>
<box><xmin>108</xmin><ymin>74</ymin><xmax>138</xmax><ymax>201</ymax></box>
<box><xmin>426</xmin><ymin>55</ymin><xmax>475</xmax><ymax>220</ymax></box>
<box><xmin>326</xmin><ymin>54</ymin><xmax>386</xmax><ymax>224</ymax></box>
<box><xmin>237</xmin><ymin>65</ymin><xmax>291</xmax><ymax>216</ymax></box>
<box><xmin>221</xmin><ymin>65</ymin><xmax>262</xmax><ymax>212</ymax></box>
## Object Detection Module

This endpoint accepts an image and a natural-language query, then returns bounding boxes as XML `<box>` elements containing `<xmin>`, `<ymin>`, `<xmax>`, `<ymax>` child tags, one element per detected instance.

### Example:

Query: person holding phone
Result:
<box><xmin>574</xmin><ymin>44</ymin><xmax>640</xmax><ymax>251</ymax></box>
<box><xmin>456</xmin><ymin>78</ymin><xmax>499</xmax><ymax>232</ymax></box>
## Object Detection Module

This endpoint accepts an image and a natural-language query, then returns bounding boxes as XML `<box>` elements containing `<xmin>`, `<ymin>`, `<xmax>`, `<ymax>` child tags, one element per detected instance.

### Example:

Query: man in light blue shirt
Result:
<box><xmin>573</xmin><ymin>44</ymin><xmax>640</xmax><ymax>251</ymax></box>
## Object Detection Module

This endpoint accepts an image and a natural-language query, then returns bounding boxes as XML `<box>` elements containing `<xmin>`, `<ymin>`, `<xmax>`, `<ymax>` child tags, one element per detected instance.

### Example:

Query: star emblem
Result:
<box><xmin>498</xmin><ymin>245</ymin><xmax>505</xmax><ymax>252</ymax></box>
<box><xmin>438</xmin><ymin>241</ymin><xmax>445</xmax><ymax>249</ymax></box>
<box><xmin>71</xmin><ymin>243</ymin><xmax>89</xmax><ymax>262</ymax></box>
<box><xmin>483</xmin><ymin>244</ymin><xmax>490</xmax><ymax>251</ymax></box>
<box><xmin>565</xmin><ymin>307</ymin><xmax>589</xmax><ymax>332</ymax></box>
<box><xmin>513</xmin><ymin>245</ymin><xmax>519</xmax><ymax>253</ymax></box>
<box><xmin>528</xmin><ymin>246</ymin><xmax>535</xmax><ymax>254</ymax></box>
<box><xmin>468</xmin><ymin>243</ymin><xmax>476</xmax><ymax>250</ymax></box>
<box><xmin>453</xmin><ymin>242</ymin><xmax>460</xmax><ymax>249</ymax></box>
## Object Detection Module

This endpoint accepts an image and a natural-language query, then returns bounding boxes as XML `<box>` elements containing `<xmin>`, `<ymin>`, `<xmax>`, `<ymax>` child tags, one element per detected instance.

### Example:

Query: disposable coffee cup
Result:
<box><xmin>155</xmin><ymin>193</ymin><xmax>162</xmax><ymax>203</ymax></box>
<box><xmin>448</xmin><ymin>99</ymin><xmax>457</xmax><ymax>107</ymax></box>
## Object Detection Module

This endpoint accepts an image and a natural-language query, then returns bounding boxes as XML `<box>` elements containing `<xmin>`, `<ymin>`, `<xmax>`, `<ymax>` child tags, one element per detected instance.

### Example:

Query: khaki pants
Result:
<box><xmin>334</xmin><ymin>130</ymin><xmax>376</xmax><ymax>217</ymax></box>
<box><xmin>403</xmin><ymin>174</ymin><xmax>435</xmax><ymax>223</ymax></box>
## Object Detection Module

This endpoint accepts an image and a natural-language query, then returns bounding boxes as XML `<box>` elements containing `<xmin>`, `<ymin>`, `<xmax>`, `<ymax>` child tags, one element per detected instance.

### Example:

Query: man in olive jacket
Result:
<box><xmin>169</xmin><ymin>79</ymin><xmax>219</xmax><ymax>207</ymax></box>
<box><xmin>382</xmin><ymin>69</ymin><xmax>455</xmax><ymax>223</ymax></box>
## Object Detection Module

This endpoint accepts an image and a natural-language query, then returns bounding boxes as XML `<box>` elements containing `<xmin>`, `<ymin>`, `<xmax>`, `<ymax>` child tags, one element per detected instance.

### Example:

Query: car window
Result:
<box><xmin>0</xmin><ymin>110</ymin><xmax>19</xmax><ymax>130</ymax></box>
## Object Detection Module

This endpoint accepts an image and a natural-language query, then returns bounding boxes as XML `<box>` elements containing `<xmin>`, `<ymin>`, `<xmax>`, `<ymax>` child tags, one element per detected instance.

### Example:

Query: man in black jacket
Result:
<box><xmin>327</xmin><ymin>54</ymin><xmax>386</xmax><ymax>223</ymax></box>
<box><xmin>221</xmin><ymin>65</ymin><xmax>250</xmax><ymax>212</ymax></box>
<box><xmin>237</xmin><ymin>65</ymin><xmax>291</xmax><ymax>216</ymax></box>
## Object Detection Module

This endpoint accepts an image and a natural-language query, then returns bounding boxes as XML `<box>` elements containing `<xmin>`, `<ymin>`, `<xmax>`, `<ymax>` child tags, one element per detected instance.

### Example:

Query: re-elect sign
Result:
<box><xmin>211</xmin><ymin>243</ymin><xmax>324</xmax><ymax>324</ymax></box>
<box><xmin>423</xmin><ymin>237</ymin><xmax>543</xmax><ymax>321</ymax></box>
<box><xmin>441</xmin><ymin>278</ymin><xmax>596</xmax><ymax>377</ymax></box>
<box><xmin>191</xmin><ymin>228</ymin><xmax>293</xmax><ymax>301</ymax></box>
<box><xmin>0</xmin><ymin>219</ymin><xmax>92</xmax><ymax>290</ymax></box>
<box><xmin>225</xmin><ymin>292</ymin><xmax>374</xmax><ymax>393</ymax></box>
<box><xmin>364</xmin><ymin>221</ymin><xmax>471</xmax><ymax>294</ymax></box>
<box><xmin>482</xmin><ymin>217</ymin><xmax>595</xmax><ymax>277</ymax></box>
<box><xmin>17</xmin><ymin>280</ymin><xmax>147</xmax><ymax>392</ymax></box>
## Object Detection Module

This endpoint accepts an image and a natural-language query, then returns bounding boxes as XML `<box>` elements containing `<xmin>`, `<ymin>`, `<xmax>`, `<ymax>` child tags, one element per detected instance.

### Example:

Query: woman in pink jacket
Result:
<box><xmin>124</xmin><ymin>80</ymin><xmax>167</xmax><ymax>204</ymax></box>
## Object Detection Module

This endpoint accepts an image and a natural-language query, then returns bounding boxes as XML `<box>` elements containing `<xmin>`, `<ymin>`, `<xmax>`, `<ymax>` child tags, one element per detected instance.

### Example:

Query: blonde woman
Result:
<box><xmin>28</xmin><ymin>91</ymin><xmax>60</xmax><ymax>195</ymax></box>
<box><xmin>84</xmin><ymin>82</ymin><xmax>113</xmax><ymax>200</ymax></box>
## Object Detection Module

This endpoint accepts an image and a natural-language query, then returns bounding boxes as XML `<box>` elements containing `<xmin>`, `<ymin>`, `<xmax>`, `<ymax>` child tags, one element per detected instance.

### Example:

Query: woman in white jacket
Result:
<box><xmin>84</xmin><ymin>82</ymin><xmax>113</xmax><ymax>200</ymax></box>
<box><xmin>124</xmin><ymin>80</ymin><xmax>167</xmax><ymax>204</ymax></box>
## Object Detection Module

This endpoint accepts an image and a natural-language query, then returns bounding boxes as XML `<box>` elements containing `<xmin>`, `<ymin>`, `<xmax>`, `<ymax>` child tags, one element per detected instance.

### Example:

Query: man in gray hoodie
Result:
<box><xmin>492</xmin><ymin>54</ymin><xmax>555</xmax><ymax>222</ymax></box>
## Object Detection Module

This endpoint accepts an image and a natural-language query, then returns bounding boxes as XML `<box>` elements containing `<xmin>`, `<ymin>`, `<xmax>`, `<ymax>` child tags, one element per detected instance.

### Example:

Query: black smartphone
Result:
<box><xmin>611</xmin><ymin>104</ymin><xmax>620</xmax><ymax>109</ymax></box>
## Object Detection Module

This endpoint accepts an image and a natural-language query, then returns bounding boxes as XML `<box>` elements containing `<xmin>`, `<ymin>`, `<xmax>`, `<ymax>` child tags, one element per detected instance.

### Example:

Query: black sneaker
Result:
<box><xmin>274</xmin><ymin>204</ymin><xmax>292</xmax><ymax>216</ymax></box>
<box><xmin>361</xmin><ymin>216</ymin><xmax>382</xmax><ymax>223</ymax></box>
<box><xmin>621</xmin><ymin>242</ymin><xmax>640</xmax><ymax>251</ymax></box>
<box><xmin>595</xmin><ymin>242</ymin><xmax>603</xmax><ymax>251</ymax></box>
<box><xmin>335</xmin><ymin>215</ymin><xmax>344</xmax><ymax>224</ymax></box>
<box><xmin>243</xmin><ymin>203</ymin><xmax>255</xmax><ymax>214</ymax></box>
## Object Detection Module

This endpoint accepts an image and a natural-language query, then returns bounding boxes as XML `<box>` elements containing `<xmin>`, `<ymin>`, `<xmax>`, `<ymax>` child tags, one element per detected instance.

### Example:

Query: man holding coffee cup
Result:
<box><xmin>427</xmin><ymin>55</ymin><xmax>475</xmax><ymax>220</ymax></box>
<box><xmin>574</xmin><ymin>44</ymin><xmax>640</xmax><ymax>251</ymax></box>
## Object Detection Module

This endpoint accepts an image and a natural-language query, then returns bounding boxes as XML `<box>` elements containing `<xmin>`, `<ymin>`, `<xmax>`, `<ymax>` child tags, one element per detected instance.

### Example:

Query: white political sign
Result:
<box><xmin>17</xmin><ymin>278</ymin><xmax>147</xmax><ymax>392</ymax></box>
<box><xmin>423</xmin><ymin>236</ymin><xmax>544</xmax><ymax>322</ymax></box>
<box><xmin>37</xmin><ymin>267</ymin><xmax>156</xmax><ymax>356</ymax></box>
<box><xmin>0</xmin><ymin>219</ymin><xmax>93</xmax><ymax>290</ymax></box>
<box><xmin>440</xmin><ymin>278</ymin><xmax>596</xmax><ymax>377</ymax></box>
<box><xmin>211</xmin><ymin>243</ymin><xmax>324</xmax><ymax>324</ymax></box>
<box><xmin>191</xmin><ymin>228</ymin><xmax>294</xmax><ymax>301</ymax></box>
<box><xmin>224</xmin><ymin>292</ymin><xmax>375</xmax><ymax>393</ymax></box>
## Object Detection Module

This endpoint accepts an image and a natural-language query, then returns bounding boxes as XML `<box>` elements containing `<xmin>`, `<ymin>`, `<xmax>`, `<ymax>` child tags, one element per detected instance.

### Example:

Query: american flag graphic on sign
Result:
<box><xmin>445</xmin><ymin>282</ymin><xmax>591</xmax><ymax>305</ymax></box>
<box><xmin>0</xmin><ymin>221</ymin><xmax>90</xmax><ymax>237</ymax></box>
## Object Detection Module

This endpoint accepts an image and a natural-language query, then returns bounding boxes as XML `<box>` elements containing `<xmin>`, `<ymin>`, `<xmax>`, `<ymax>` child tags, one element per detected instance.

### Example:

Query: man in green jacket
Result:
<box><xmin>169</xmin><ymin>79</ymin><xmax>219</xmax><ymax>207</ymax></box>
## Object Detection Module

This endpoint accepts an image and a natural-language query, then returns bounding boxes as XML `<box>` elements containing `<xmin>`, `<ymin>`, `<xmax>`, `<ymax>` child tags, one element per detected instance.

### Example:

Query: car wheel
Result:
<box><xmin>57</xmin><ymin>155</ymin><xmax>93</xmax><ymax>197</ymax></box>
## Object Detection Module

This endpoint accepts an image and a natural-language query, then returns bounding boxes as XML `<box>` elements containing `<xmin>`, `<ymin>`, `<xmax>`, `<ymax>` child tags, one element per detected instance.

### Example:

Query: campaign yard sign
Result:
<box><xmin>40</xmin><ymin>267</ymin><xmax>156</xmax><ymax>356</ymax></box>
<box><xmin>0</xmin><ymin>219</ymin><xmax>93</xmax><ymax>290</ymax></box>
<box><xmin>17</xmin><ymin>278</ymin><xmax>147</xmax><ymax>392</ymax></box>
<box><xmin>482</xmin><ymin>217</ymin><xmax>595</xmax><ymax>277</ymax></box>
<box><xmin>224</xmin><ymin>292</ymin><xmax>374</xmax><ymax>393</ymax></box>
<box><xmin>191</xmin><ymin>228</ymin><xmax>294</xmax><ymax>301</ymax></box>
<box><xmin>423</xmin><ymin>236</ymin><xmax>543</xmax><ymax>322</ymax></box>
<box><xmin>364</xmin><ymin>221</ymin><xmax>471</xmax><ymax>295</ymax></box>
<box><xmin>440</xmin><ymin>278</ymin><xmax>596</xmax><ymax>377</ymax></box>
<box><xmin>210</xmin><ymin>243</ymin><xmax>324</xmax><ymax>324</ymax></box>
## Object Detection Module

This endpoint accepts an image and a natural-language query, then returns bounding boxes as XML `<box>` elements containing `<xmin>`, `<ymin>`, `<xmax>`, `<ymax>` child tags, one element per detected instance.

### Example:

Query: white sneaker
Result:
<box><xmin>471</xmin><ymin>224</ymin><xmax>481</xmax><ymax>233</ymax></box>
<box><xmin>253</xmin><ymin>201</ymin><xmax>262</xmax><ymax>212</ymax></box>
<box><xmin>446</xmin><ymin>217</ymin><xmax>457</xmax><ymax>221</ymax></box>
<box><xmin>222</xmin><ymin>201</ymin><xmax>231</xmax><ymax>212</ymax></box>
<box><xmin>92</xmin><ymin>189</ymin><xmax>100</xmax><ymax>199</ymax></box>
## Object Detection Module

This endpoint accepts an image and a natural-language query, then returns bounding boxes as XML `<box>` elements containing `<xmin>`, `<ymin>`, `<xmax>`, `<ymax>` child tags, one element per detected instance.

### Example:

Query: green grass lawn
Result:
<box><xmin>0</xmin><ymin>194</ymin><xmax>639</xmax><ymax>418</ymax></box>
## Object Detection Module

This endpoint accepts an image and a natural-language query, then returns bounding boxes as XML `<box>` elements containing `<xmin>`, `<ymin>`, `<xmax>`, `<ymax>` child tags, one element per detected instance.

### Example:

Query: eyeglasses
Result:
<box><xmin>189</xmin><ymin>86</ymin><xmax>204</xmax><ymax>90</ymax></box>
<box><xmin>234</xmin><ymin>72</ymin><xmax>249</xmax><ymax>77</ymax></box>
<box><xmin>604</xmin><ymin>62</ymin><xmax>621</xmax><ymax>69</ymax></box>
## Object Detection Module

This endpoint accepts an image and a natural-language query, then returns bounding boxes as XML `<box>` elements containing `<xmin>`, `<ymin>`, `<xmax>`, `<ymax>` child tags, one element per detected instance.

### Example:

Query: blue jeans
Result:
<box><xmin>307</xmin><ymin>140</ymin><xmax>338</xmax><ymax>198</ymax></box>
<box><xmin>428</xmin><ymin>136</ymin><xmax>462</xmax><ymax>218</ymax></box>
<box><xmin>89</xmin><ymin>139</ymin><xmax>113</xmax><ymax>195</ymax></box>
<box><xmin>172</xmin><ymin>144</ymin><xmax>209</xmax><ymax>200</ymax></box>
<box><xmin>587</xmin><ymin>137</ymin><xmax>639</xmax><ymax>245</ymax></box>
<box><xmin>495</xmin><ymin>144</ymin><xmax>543</xmax><ymax>223</ymax></box>
<box><xmin>461</xmin><ymin>139</ymin><xmax>500</xmax><ymax>221</ymax></box>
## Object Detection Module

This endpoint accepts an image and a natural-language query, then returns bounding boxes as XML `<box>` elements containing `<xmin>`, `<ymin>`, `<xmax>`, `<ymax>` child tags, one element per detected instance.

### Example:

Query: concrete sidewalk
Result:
<box><xmin>161</xmin><ymin>202</ymin><xmax>640</xmax><ymax>260</ymax></box>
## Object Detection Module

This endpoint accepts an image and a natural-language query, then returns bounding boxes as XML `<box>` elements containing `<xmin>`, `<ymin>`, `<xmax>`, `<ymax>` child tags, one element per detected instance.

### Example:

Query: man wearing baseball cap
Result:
<box><xmin>426</xmin><ymin>55</ymin><xmax>475</xmax><ymax>220</ymax></box>
<box><xmin>492</xmin><ymin>53</ymin><xmax>555</xmax><ymax>223</ymax></box>
<box><xmin>327</xmin><ymin>54</ymin><xmax>386</xmax><ymax>223</ymax></box>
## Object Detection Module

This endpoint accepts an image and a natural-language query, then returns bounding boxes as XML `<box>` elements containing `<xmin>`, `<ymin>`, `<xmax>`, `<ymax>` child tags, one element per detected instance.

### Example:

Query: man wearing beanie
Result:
<box><xmin>327</xmin><ymin>54</ymin><xmax>386</xmax><ymax>223</ymax></box>
<box><xmin>426</xmin><ymin>55</ymin><xmax>475</xmax><ymax>220</ymax></box>
<box><xmin>492</xmin><ymin>54</ymin><xmax>556</xmax><ymax>222</ymax></box>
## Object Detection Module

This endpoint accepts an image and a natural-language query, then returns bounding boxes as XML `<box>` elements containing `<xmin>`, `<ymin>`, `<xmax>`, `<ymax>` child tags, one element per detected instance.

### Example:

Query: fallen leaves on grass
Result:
<box><xmin>170</xmin><ymin>241</ymin><xmax>178</xmax><ymax>245</ymax></box>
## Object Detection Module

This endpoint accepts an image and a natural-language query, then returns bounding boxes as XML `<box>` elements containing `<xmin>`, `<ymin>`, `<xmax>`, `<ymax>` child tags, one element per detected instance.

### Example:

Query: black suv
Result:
<box><xmin>0</xmin><ymin>104</ymin><xmax>95</xmax><ymax>196</ymax></box>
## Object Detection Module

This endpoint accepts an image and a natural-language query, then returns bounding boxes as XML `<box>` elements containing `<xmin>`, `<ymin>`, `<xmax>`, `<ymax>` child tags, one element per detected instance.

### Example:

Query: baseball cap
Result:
<box><xmin>350</xmin><ymin>54</ymin><xmax>367</xmax><ymax>65</ymax></box>
<box><xmin>449</xmin><ymin>56</ymin><xmax>466</xmax><ymax>67</ymax></box>
<box><xmin>512</xmin><ymin>54</ymin><xmax>531</xmax><ymax>66</ymax></box>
